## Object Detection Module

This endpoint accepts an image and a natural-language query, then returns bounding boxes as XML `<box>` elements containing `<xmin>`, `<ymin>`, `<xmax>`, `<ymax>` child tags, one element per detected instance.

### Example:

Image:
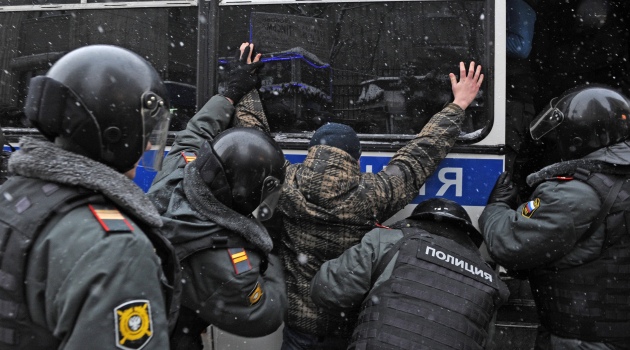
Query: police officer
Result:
<box><xmin>147</xmin><ymin>43</ymin><xmax>287</xmax><ymax>350</ymax></box>
<box><xmin>481</xmin><ymin>85</ymin><xmax>630</xmax><ymax>349</ymax></box>
<box><xmin>0</xmin><ymin>45</ymin><xmax>180</xmax><ymax>349</ymax></box>
<box><xmin>311</xmin><ymin>198</ymin><xmax>509</xmax><ymax>350</ymax></box>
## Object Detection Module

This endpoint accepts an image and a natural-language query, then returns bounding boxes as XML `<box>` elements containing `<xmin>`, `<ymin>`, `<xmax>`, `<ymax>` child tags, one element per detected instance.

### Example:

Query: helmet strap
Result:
<box><xmin>251</xmin><ymin>176</ymin><xmax>283</xmax><ymax>222</ymax></box>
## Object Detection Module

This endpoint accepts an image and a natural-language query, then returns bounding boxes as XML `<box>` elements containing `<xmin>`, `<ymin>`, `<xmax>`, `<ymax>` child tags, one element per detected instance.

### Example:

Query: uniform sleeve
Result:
<box><xmin>151</xmin><ymin>95</ymin><xmax>234</xmax><ymax>188</ymax></box>
<box><xmin>370</xmin><ymin>103</ymin><xmax>466</xmax><ymax>221</ymax></box>
<box><xmin>169</xmin><ymin>95</ymin><xmax>234</xmax><ymax>155</ymax></box>
<box><xmin>182</xmin><ymin>248</ymin><xmax>286</xmax><ymax>337</ymax></box>
<box><xmin>149</xmin><ymin>95</ymin><xmax>234</xmax><ymax>206</ymax></box>
<box><xmin>479</xmin><ymin>180</ymin><xmax>601</xmax><ymax>270</ymax></box>
<box><xmin>310</xmin><ymin>228</ymin><xmax>399</xmax><ymax>311</ymax></box>
<box><xmin>26</xmin><ymin>208</ymin><xmax>170</xmax><ymax>350</ymax></box>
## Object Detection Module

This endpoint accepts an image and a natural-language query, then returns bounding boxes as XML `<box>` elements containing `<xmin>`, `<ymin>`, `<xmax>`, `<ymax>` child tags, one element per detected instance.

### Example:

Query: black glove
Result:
<box><xmin>487</xmin><ymin>171</ymin><xmax>519</xmax><ymax>209</ymax></box>
<box><xmin>222</xmin><ymin>45</ymin><xmax>264</xmax><ymax>104</ymax></box>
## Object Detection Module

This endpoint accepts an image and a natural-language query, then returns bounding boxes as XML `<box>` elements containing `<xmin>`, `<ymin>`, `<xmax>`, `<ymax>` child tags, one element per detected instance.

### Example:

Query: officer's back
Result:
<box><xmin>311</xmin><ymin>198</ymin><xmax>509</xmax><ymax>350</ymax></box>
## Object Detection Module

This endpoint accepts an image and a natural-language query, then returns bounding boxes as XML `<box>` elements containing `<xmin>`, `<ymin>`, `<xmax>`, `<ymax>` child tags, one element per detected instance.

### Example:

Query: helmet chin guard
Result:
<box><xmin>251</xmin><ymin>176</ymin><xmax>283</xmax><ymax>221</ymax></box>
<box><xmin>197</xmin><ymin>128</ymin><xmax>286</xmax><ymax>217</ymax></box>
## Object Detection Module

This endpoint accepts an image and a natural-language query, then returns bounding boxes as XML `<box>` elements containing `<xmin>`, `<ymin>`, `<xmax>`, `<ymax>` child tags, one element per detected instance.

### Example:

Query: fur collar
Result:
<box><xmin>526</xmin><ymin>158</ymin><xmax>630</xmax><ymax>187</ymax></box>
<box><xmin>182</xmin><ymin>160</ymin><xmax>273</xmax><ymax>253</ymax></box>
<box><xmin>9</xmin><ymin>137</ymin><xmax>162</xmax><ymax>227</ymax></box>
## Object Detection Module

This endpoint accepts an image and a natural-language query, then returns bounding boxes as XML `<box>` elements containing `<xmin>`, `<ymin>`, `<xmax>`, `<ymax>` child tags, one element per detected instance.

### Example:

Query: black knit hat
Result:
<box><xmin>309</xmin><ymin>122</ymin><xmax>361</xmax><ymax>160</ymax></box>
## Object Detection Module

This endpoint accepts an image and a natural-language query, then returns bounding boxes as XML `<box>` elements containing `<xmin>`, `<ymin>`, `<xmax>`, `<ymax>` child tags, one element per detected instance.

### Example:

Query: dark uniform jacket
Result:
<box><xmin>480</xmin><ymin>142</ymin><xmax>630</xmax><ymax>349</ymax></box>
<box><xmin>147</xmin><ymin>94</ymin><xmax>286</xmax><ymax>342</ymax></box>
<box><xmin>311</xmin><ymin>220</ymin><xmax>509</xmax><ymax>350</ymax></box>
<box><xmin>238</xmin><ymin>96</ymin><xmax>470</xmax><ymax>337</ymax></box>
<box><xmin>2</xmin><ymin>137</ymin><xmax>176</xmax><ymax>350</ymax></box>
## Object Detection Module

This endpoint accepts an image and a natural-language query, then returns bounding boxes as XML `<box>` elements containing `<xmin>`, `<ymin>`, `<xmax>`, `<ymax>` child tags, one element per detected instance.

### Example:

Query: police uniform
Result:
<box><xmin>311</xmin><ymin>219</ymin><xmax>509</xmax><ymax>350</ymax></box>
<box><xmin>480</xmin><ymin>143</ymin><xmax>630</xmax><ymax>349</ymax></box>
<box><xmin>147</xmin><ymin>94</ymin><xmax>286</xmax><ymax>348</ymax></box>
<box><xmin>0</xmin><ymin>137</ymin><xmax>178</xmax><ymax>350</ymax></box>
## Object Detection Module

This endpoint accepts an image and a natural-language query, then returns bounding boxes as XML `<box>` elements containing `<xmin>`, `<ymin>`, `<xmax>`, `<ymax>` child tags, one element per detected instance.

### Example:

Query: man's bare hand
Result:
<box><xmin>239</xmin><ymin>42</ymin><xmax>262</xmax><ymax>64</ymax></box>
<box><xmin>449</xmin><ymin>61</ymin><xmax>483</xmax><ymax>110</ymax></box>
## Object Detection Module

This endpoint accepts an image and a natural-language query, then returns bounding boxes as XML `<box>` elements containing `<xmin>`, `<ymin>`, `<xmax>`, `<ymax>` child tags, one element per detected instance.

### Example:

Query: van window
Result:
<box><xmin>0</xmin><ymin>0</ymin><xmax>492</xmax><ymax>145</ymax></box>
<box><xmin>217</xmin><ymin>1</ymin><xmax>491</xmax><ymax>143</ymax></box>
<box><xmin>0</xmin><ymin>7</ymin><xmax>198</xmax><ymax>130</ymax></box>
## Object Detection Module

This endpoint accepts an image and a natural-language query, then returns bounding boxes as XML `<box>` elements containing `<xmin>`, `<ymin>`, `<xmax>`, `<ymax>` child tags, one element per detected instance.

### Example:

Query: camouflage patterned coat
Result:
<box><xmin>235</xmin><ymin>90</ymin><xmax>468</xmax><ymax>338</ymax></box>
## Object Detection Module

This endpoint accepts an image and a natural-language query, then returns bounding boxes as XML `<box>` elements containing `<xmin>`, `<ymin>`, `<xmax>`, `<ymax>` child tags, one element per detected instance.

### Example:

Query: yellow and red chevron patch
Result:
<box><xmin>89</xmin><ymin>204</ymin><xmax>134</xmax><ymax>233</ymax></box>
<box><xmin>228</xmin><ymin>248</ymin><xmax>252</xmax><ymax>275</ymax></box>
<box><xmin>181</xmin><ymin>151</ymin><xmax>197</xmax><ymax>163</ymax></box>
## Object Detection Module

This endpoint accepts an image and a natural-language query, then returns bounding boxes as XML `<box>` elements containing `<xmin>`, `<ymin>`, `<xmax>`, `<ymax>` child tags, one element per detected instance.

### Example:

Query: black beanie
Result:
<box><xmin>309</xmin><ymin>122</ymin><xmax>361</xmax><ymax>160</ymax></box>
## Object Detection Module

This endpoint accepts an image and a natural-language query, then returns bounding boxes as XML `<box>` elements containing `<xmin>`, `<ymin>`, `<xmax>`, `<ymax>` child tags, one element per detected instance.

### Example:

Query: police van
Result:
<box><xmin>0</xmin><ymin>0</ymin><xmax>537</xmax><ymax>348</ymax></box>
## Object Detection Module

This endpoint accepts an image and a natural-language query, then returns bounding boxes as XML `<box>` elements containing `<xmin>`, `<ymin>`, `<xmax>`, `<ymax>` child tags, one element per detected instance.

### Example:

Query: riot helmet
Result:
<box><xmin>530</xmin><ymin>85</ymin><xmax>630</xmax><ymax>162</ymax></box>
<box><xmin>197</xmin><ymin>128</ymin><xmax>285</xmax><ymax>221</ymax></box>
<box><xmin>24</xmin><ymin>45</ymin><xmax>170</xmax><ymax>173</ymax></box>
<box><xmin>409</xmin><ymin>198</ymin><xmax>483</xmax><ymax>247</ymax></box>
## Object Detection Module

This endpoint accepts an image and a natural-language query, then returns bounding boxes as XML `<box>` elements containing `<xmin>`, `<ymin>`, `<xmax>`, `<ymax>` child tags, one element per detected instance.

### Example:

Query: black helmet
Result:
<box><xmin>530</xmin><ymin>85</ymin><xmax>630</xmax><ymax>162</ymax></box>
<box><xmin>197</xmin><ymin>128</ymin><xmax>285</xmax><ymax>220</ymax></box>
<box><xmin>24</xmin><ymin>45</ymin><xmax>171</xmax><ymax>173</ymax></box>
<box><xmin>409</xmin><ymin>198</ymin><xmax>483</xmax><ymax>247</ymax></box>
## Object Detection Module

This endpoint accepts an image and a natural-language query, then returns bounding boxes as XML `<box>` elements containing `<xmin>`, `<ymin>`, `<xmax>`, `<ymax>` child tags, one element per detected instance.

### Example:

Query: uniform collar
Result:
<box><xmin>9</xmin><ymin>137</ymin><xmax>162</xmax><ymax>227</ymax></box>
<box><xmin>182</xmin><ymin>160</ymin><xmax>273</xmax><ymax>253</ymax></box>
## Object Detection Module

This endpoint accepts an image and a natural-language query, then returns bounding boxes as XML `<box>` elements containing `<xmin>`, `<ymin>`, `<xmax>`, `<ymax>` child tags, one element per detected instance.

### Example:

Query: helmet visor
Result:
<box><xmin>140</xmin><ymin>92</ymin><xmax>171</xmax><ymax>172</ymax></box>
<box><xmin>145</xmin><ymin>113</ymin><xmax>170</xmax><ymax>171</ymax></box>
<box><xmin>530</xmin><ymin>97</ymin><xmax>564</xmax><ymax>140</ymax></box>
<box><xmin>251</xmin><ymin>176</ymin><xmax>283</xmax><ymax>222</ymax></box>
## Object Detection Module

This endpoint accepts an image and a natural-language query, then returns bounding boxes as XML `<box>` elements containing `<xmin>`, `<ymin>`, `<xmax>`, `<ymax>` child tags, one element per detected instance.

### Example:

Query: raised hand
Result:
<box><xmin>449</xmin><ymin>61</ymin><xmax>484</xmax><ymax>110</ymax></box>
<box><xmin>223</xmin><ymin>42</ymin><xmax>264</xmax><ymax>104</ymax></box>
<box><xmin>238</xmin><ymin>42</ymin><xmax>262</xmax><ymax>65</ymax></box>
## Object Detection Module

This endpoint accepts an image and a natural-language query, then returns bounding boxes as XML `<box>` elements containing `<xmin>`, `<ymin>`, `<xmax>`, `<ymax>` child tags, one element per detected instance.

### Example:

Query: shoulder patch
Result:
<box><xmin>521</xmin><ymin>198</ymin><xmax>541</xmax><ymax>218</ymax></box>
<box><xmin>181</xmin><ymin>151</ymin><xmax>197</xmax><ymax>163</ymax></box>
<box><xmin>375</xmin><ymin>222</ymin><xmax>391</xmax><ymax>229</ymax></box>
<box><xmin>248</xmin><ymin>282</ymin><xmax>264</xmax><ymax>306</ymax></box>
<box><xmin>115</xmin><ymin>300</ymin><xmax>153</xmax><ymax>350</ymax></box>
<box><xmin>89</xmin><ymin>204</ymin><xmax>134</xmax><ymax>233</ymax></box>
<box><xmin>228</xmin><ymin>248</ymin><xmax>252</xmax><ymax>275</ymax></box>
<box><xmin>554</xmin><ymin>176</ymin><xmax>573</xmax><ymax>181</ymax></box>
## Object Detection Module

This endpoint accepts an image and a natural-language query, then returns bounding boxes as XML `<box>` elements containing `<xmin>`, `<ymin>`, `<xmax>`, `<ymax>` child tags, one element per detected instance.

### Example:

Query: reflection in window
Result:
<box><xmin>0</xmin><ymin>8</ymin><xmax>197</xmax><ymax>129</ymax></box>
<box><xmin>0</xmin><ymin>1</ymin><xmax>491</xmax><ymax>141</ymax></box>
<box><xmin>218</xmin><ymin>1</ymin><xmax>489</xmax><ymax>139</ymax></box>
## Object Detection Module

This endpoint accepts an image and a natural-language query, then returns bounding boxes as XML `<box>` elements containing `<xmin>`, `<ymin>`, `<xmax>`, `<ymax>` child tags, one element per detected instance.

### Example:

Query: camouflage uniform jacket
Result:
<box><xmin>237</xmin><ymin>92</ymin><xmax>468</xmax><ymax>338</ymax></box>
